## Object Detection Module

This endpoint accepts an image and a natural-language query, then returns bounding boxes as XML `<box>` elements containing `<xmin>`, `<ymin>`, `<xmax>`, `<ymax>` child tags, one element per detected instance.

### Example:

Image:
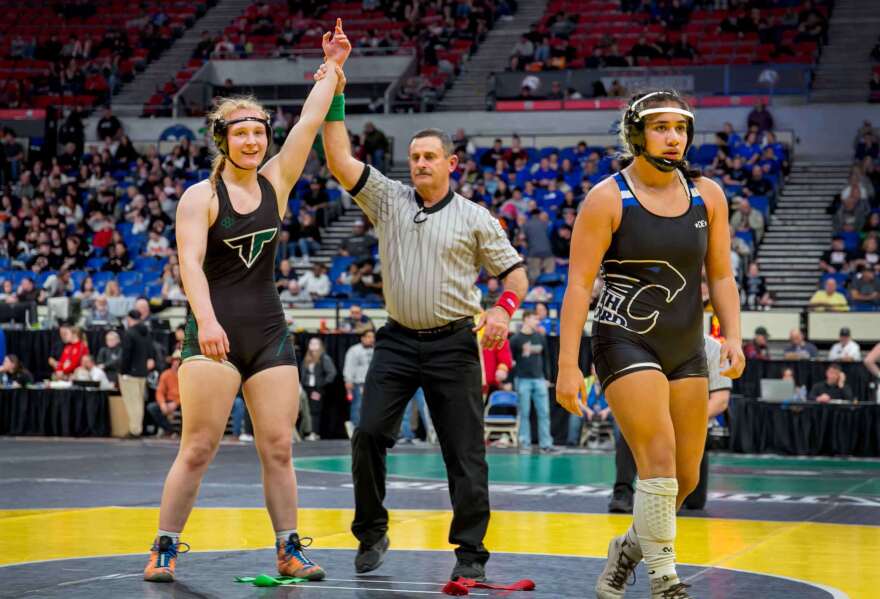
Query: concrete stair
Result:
<box><xmin>438</xmin><ymin>0</ymin><xmax>548</xmax><ymax>112</ymax></box>
<box><xmin>756</xmin><ymin>161</ymin><xmax>851</xmax><ymax>308</ymax></box>
<box><xmin>810</xmin><ymin>0</ymin><xmax>880</xmax><ymax>103</ymax></box>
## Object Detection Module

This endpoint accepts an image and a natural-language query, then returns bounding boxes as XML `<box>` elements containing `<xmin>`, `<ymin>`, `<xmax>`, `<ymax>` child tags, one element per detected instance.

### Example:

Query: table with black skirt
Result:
<box><xmin>729</xmin><ymin>397</ymin><xmax>880</xmax><ymax>457</ymax></box>
<box><xmin>0</xmin><ymin>387</ymin><xmax>110</xmax><ymax>437</ymax></box>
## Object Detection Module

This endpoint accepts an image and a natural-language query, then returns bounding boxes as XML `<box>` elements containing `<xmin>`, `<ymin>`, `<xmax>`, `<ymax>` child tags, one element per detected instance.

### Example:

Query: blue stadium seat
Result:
<box><xmin>749</xmin><ymin>195</ymin><xmax>770</xmax><ymax>217</ymax></box>
<box><xmin>820</xmin><ymin>272</ymin><xmax>850</xmax><ymax>288</ymax></box>
<box><xmin>70</xmin><ymin>270</ymin><xmax>87</xmax><ymax>290</ymax></box>
<box><xmin>117</xmin><ymin>271</ymin><xmax>142</xmax><ymax>287</ymax></box>
<box><xmin>91</xmin><ymin>271</ymin><xmax>115</xmax><ymax>292</ymax></box>
<box><xmin>117</xmin><ymin>222</ymin><xmax>133</xmax><ymax>237</ymax></box>
<box><xmin>121</xmin><ymin>282</ymin><xmax>145</xmax><ymax>297</ymax></box>
<box><xmin>331</xmin><ymin>283</ymin><xmax>352</xmax><ymax>298</ymax></box>
<box><xmin>145</xmin><ymin>282</ymin><xmax>163</xmax><ymax>298</ymax></box>
<box><xmin>133</xmin><ymin>256</ymin><xmax>166</xmax><ymax>272</ymax></box>
<box><xmin>0</xmin><ymin>257</ymin><xmax>10</xmax><ymax>270</ymax></box>
<box><xmin>840</xmin><ymin>231</ymin><xmax>860</xmax><ymax>252</ymax></box>
<box><xmin>536</xmin><ymin>272</ymin><xmax>565</xmax><ymax>287</ymax></box>
<box><xmin>539</xmin><ymin>146</ymin><xmax>559</xmax><ymax>158</ymax></box>
<box><xmin>86</xmin><ymin>257</ymin><xmax>107</xmax><ymax>270</ymax></box>
<box><xmin>35</xmin><ymin>271</ymin><xmax>56</xmax><ymax>287</ymax></box>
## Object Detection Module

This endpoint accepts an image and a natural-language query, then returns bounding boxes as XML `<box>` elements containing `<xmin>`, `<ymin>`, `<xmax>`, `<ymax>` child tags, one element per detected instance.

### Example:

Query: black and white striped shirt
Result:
<box><xmin>349</xmin><ymin>166</ymin><xmax>522</xmax><ymax>330</ymax></box>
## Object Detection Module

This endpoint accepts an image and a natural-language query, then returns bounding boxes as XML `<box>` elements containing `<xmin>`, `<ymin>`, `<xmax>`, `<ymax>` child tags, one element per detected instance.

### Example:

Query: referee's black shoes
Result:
<box><xmin>354</xmin><ymin>535</ymin><xmax>389</xmax><ymax>573</ymax></box>
<box><xmin>451</xmin><ymin>560</ymin><xmax>486</xmax><ymax>582</ymax></box>
<box><xmin>608</xmin><ymin>485</ymin><xmax>634</xmax><ymax>514</ymax></box>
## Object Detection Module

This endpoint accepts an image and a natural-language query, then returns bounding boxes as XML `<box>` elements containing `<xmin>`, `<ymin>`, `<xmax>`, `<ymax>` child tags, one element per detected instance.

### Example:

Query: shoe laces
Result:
<box><xmin>283</xmin><ymin>534</ymin><xmax>316</xmax><ymax>566</ymax></box>
<box><xmin>660</xmin><ymin>582</ymin><xmax>692</xmax><ymax>598</ymax></box>
<box><xmin>607</xmin><ymin>547</ymin><xmax>638</xmax><ymax>590</ymax></box>
<box><xmin>152</xmin><ymin>536</ymin><xmax>190</xmax><ymax>568</ymax></box>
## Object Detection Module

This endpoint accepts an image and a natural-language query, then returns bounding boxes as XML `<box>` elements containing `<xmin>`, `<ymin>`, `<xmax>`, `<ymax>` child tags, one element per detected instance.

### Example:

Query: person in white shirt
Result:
<box><xmin>298</xmin><ymin>263</ymin><xmax>331</xmax><ymax>299</ymax></box>
<box><xmin>72</xmin><ymin>354</ymin><xmax>114</xmax><ymax>389</ymax></box>
<box><xmin>146</xmin><ymin>229</ymin><xmax>170</xmax><ymax>256</ymax></box>
<box><xmin>343</xmin><ymin>329</ymin><xmax>375</xmax><ymax>435</ymax></box>
<box><xmin>828</xmin><ymin>327</ymin><xmax>861</xmax><ymax>361</ymax></box>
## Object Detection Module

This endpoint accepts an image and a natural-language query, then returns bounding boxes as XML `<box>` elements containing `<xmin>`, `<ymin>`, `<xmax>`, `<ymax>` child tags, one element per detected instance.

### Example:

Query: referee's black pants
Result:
<box><xmin>614</xmin><ymin>434</ymin><xmax>710</xmax><ymax>509</ymax></box>
<box><xmin>351</xmin><ymin>319</ymin><xmax>490</xmax><ymax>566</ymax></box>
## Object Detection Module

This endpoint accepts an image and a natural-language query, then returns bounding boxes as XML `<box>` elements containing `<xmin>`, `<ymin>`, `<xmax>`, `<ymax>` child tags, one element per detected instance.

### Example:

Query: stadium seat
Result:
<box><xmin>484</xmin><ymin>391</ymin><xmax>519</xmax><ymax>446</ymax></box>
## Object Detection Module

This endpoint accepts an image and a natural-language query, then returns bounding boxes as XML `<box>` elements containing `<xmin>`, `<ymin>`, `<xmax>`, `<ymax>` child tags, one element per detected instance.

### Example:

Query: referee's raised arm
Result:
<box><xmin>321</xmin><ymin>67</ymin><xmax>366</xmax><ymax>192</ymax></box>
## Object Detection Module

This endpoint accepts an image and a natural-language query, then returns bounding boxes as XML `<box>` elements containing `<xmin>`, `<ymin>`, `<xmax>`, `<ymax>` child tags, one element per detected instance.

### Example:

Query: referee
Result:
<box><xmin>322</xmin><ymin>68</ymin><xmax>528</xmax><ymax>582</ymax></box>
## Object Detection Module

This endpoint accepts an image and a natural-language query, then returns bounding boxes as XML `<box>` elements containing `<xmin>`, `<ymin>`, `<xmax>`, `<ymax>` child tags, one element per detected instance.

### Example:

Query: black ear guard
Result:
<box><xmin>211</xmin><ymin>115</ymin><xmax>272</xmax><ymax>158</ymax></box>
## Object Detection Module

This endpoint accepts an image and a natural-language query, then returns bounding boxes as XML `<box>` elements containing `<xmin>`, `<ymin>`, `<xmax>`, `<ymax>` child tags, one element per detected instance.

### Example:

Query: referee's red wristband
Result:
<box><xmin>495</xmin><ymin>291</ymin><xmax>519</xmax><ymax>318</ymax></box>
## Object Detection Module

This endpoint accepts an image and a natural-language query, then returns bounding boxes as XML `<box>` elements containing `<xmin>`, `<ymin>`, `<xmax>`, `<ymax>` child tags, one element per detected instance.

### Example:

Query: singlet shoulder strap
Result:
<box><xmin>214</xmin><ymin>175</ymin><xmax>232</xmax><ymax>213</ymax></box>
<box><xmin>681</xmin><ymin>171</ymin><xmax>705</xmax><ymax>206</ymax></box>
<box><xmin>613</xmin><ymin>172</ymin><xmax>638</xmax><ymax>209</ymax></box>
<box><xmin>256</xmin><ymin>173</ymin><xmax>280</xmax><ymax>219</ymax></box>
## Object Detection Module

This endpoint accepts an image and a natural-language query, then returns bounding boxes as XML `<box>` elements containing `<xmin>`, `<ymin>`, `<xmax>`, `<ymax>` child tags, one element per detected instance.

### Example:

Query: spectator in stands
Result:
<box><xmin>723</xmin><ymin>155</ymin><xmax>750</xmax><ymax>188</ymax></box>
<box><xmin>146</xmin><ymin>351</ymin><xmax>181</xmax><ymax>438</ymax></box>
<box><xmin>851</xmin><ymin>267</ymin><xmax>880</xmax><ymax>308</ymax></box>
<box><xmin>106</xmin><ymin>241</ymin><xmax>133</xmax><ymax>273</ymax></box>
<box><xmin>829</xmin><ymin>327</ymin><xmax>862</xmax><ymax>361</ymax></box>
<box><xmin>510</xmin><ymin>310</ymin><xmax>556</xmax><ymax>453</ymax></box>
<box><xmin>85</xmin><ymin>294</ymin><xmax>117</xmax><ymax>327</ymax></box>
<box><xmin>299</xmin><ymin>263</ymin><xmax>331</xmax><ymax>300</ymax></box>
<box><xmin>730</xmin><ymin>197</ymin><xmax>765</xmax><ymax>245</ymax></box>
<box><xmin>0</xmin><ymin>354</ymin><xmax>33</xmax><ymax>387</ymax></box>
<box><xmin>275</xmin><ymin>259</ymin><xmax>296</xmax><ymax>294</ymax></box>
<box><xmin>834</xmin><ymin>189</ymin><xmax>870</xmax><ymax>234</ymax></box>
<box><xmin>863</xmin><ymin>213</ymin><xmax>880</xmax><ymax>238</ymax></box>
<box><xmin>339</xmin><ymin>304</ymin><xmax>375</xmax><ymax>334</ymax></box>
<box><xmin>629</xmin><ymin>35</ymin><xmax>663</xmax><ymax>64</ymax></box>
<box><xmin>72</xmin><ymin>354</ymin><xmax>113</xmax><ymax>389</ymax></box>
<box><xmin>669</xmin><ymin>34</ymin><xmax>697</xmax><ymax>61</ymax></box>
<box><xmin>339</xmin><ymin>220</ymin><xmax>377</xmax><ymax>261</ymax></box>
<box><xmin>742</xmin><ymin>262</ymin><xmax>772</xmax><ymax>310</ymax></box>
<box><xmin>747</xmin><ymin>102</ymin><xmax>774</xmax><ymax>135</ymax></box>
<box><xmin>363</xmin><ymin>122</ymin><xmax>389</xmax><ymax>173</ymax></box>
<box><xmin>96</xmin><ymin>107</ymin><xmax>122</xmax><ymax>141</ymax></box>
<box><xmin>854</xmin><ymin>236</ymin><xmax>879</xmax><ymax>269</ymax></box>
<box><xmin>743</xmin><ymin>326</ymin><xmax>771</xmax><ymax>360</ymax></box>
<box><xmin>14</xmin><ymin>277</ymin><xmax>39</xmax><ymax>304</ymax></box>
<box><xmin>293</xmin><ymin>212</ymin><xmax>321</xmax><ymax>264</ymax></box>
<box><xmin>97</xmin><ymin>330</ymin><xmax>122</xmax><ymax>385</ymax></box>
<box><xmin>299</xmin><ymin>337</ymin><xmax>337</xmax><ymax>440</ymax></box>
<box><xmin>808</xmin><ymin>363</ymin><xmax>852</xmax><ymax>402</ymax></box>
<box><xmin>551</xmin><ymin>223</ymin><xmax>572</xmax><ymax>264</ymax></box>
<box><xmin>279</xmin><ymin>279</ymin><xmax>312</xmax><ymax>307</ymax></box>
<box><xmin>161</xmin><ymin>265</ymin><xmax>186</xmax><ymax>302</ymax></box>
<box><xmin>745</xmin><ymin>165</ymin><xmax>773</xmax><ymax>199</ymax></box>
<box><xmin>480</xmin><ymin>277</ymin><xmax>502</xmax><ymax>309</ymax></box>
<box><xmin>3</xmin><ymin>129</ymin><xmax>24</xmax><ymax>182</ymax></box>
<box><xmin>120</xmin><ymin>309</ymin><xmax>155</xmax><ymax>437</ymax></box>
<box><xmin>337</xmin><ymin>262</ymin><xmax>359</xmax><ymax>286</ymax></box>
<box><xmin>0</xmin><ymin>281</ymin><xmax>15</xmax><ymax>303</ymax></box>
<box><xmin>53</xmin><ymin>325</ymin><xmax>88</xmax><ymax>380</ymax></box>
<box><xmin>343</xmin><ymin>329</ymin><xmax>375</xmax><ymax>434</ymax></box>
<box><xmin>352</xmin><ymin>260</ymin><xmax>383</xmax><ymax>301</ymax></box>
<box><xmin>783</xmin><ymin>329</ymin><xmax>818</xmax><ymax>360</ymax></box>
<box><xmin>523</xmin><ymin>210</ymin><xmax>554</xmax><ymax>283</ymax></box>
<box><xmin>809</xmin><ymin>278</ymin><xmax>849</xmax><ymax>312</ymax></box>
<box><xmin>302</xmin><ymin>177</ymin><xmax>330</xmax><ymax>228</ymax></box>
<box><xmin>40</xmin><ymin>267</ymin><xmax>74</xmax><ymax>303</ymax></box>
<box><xmin>820</xmin><ymin>236</ymin><xmax>856</xmax><ymax>273</ymax></box>
<box><xmin>511</xmin><ymin>35</ymin><xmax>534</xmax><ymax>69</ymax></box>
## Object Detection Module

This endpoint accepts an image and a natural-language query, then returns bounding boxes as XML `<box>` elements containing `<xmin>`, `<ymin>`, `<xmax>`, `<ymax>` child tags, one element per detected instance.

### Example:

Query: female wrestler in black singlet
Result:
<box><xmin>143</xmin><ymin>22</ymin><xmax>351</xmax><ymax>583</ymax></box>
<box><xmin>556</xmin><ymin>91</ymin><xmax>745</xmax><ymax>599</ymax></box>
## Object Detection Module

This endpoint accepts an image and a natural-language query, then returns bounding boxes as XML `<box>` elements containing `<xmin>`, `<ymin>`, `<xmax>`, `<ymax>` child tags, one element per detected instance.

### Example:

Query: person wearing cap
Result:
<box><xmin>828</xmin><ymin>328</ymin><xmax>862</xmax><ymax>361</ymax></box>
<box><xmin>744</xmin><ymin>326</ymin><xmax>771</xmax><ymax>360</ymax></box>
<box><xmin>808</xmin><ymin>363</ymin><xmax>853</xmax><ymax>402</ymax></box>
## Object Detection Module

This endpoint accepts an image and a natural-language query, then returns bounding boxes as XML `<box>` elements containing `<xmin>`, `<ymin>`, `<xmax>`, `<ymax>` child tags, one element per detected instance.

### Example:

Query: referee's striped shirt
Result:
<box><xmin>348</xmin><ymin>165</ymin><xmax>523</xmax><ymax>330</ymax></box>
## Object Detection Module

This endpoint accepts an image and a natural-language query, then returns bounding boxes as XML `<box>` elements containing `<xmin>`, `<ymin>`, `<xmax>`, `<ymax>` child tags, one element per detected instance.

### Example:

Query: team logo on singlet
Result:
<box><xmin>223</xmin><ymin>227</ymin><xmax>277</xmax><ymax>268</ymax></box>
<box><xmin>595</xmin><ymin>260</ymin><xmax>687</xmax><ymax>334</ymax></box>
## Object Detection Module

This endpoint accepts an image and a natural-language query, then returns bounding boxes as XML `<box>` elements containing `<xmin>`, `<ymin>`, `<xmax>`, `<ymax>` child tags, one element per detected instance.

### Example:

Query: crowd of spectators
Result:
<box><xmin>507</xmin><ymin>0</ymin><xmax>830</xmax><ymax>78</ymax></box>
<box><xmin>811</xmin><ymin>122</ymin><xmax>880</xmax><ymax>312</ymax></box>
<box><xmin>1</xmin><ymin>2</ymin><xmax>208</xmax><ymax>112</ymax></box>
<box><xmin>149</xmin><ymin>0</ymin><xmax>516</xmax><ymax>115</ymax></box>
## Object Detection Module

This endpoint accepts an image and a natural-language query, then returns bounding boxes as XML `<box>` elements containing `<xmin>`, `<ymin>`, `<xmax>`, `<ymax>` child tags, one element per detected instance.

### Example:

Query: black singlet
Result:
<box><xmin>181</xmin><ymin>174</ymin><xmax>296</xmax><ymax>379</ymax></box>
<box><xmin>590</xmin><ymin>170</ymin><xmax>709</xmax><ymax>388</ymax></box>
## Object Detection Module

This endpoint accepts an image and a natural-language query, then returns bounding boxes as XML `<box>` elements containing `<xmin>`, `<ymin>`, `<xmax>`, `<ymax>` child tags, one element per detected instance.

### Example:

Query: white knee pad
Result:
<box><xmin>634</xmin><ymin>477</ymin><xmax>678</xmax><ymax>580</ymax></box>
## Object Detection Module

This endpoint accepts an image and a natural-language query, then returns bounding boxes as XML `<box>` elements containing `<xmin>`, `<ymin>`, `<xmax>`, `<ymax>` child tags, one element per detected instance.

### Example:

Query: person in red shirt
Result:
<box><xmin>52</xmin><ymin>326</ymin><xmax>87</xmax><ymax>379</ymax></box>
<box><xmin>482</xmin><ymin>337</ymin><xmax>513</xmax><ymax>395</ymax></box>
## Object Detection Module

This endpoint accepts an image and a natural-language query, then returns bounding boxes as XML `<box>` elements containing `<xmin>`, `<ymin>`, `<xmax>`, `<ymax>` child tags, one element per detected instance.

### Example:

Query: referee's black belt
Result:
<box><xmin>386</xmin><ymin>317</ymin><xmax>472</xmax><ymax>339</ymax></box>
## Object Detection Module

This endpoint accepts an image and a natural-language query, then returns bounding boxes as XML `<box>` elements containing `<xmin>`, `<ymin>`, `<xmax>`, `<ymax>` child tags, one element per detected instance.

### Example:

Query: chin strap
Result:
<box><xmin>642</xmin><ymin>153</ymin><xmax>686</xmax><ymax>173</ymax></box>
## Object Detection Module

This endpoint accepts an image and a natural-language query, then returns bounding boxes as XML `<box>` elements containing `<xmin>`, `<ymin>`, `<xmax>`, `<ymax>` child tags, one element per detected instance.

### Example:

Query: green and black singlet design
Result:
<box><xmin>181</xmin><ymin>174</ymin><xmax>296</xmax><ymax>378</ymax></box>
